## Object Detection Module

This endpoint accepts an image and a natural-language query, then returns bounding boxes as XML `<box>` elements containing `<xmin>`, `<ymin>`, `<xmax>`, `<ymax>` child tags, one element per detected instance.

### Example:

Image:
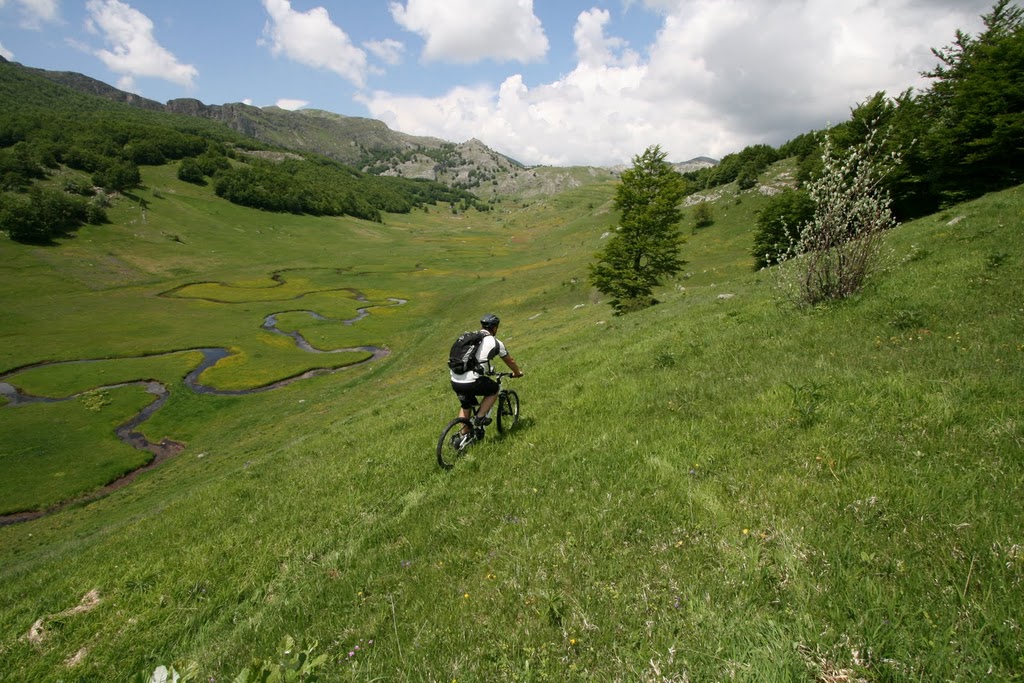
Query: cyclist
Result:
<box><xmin>450</xmin><ymin>313</ymin><xmax>523</xmax><ymax>435</ymax></box>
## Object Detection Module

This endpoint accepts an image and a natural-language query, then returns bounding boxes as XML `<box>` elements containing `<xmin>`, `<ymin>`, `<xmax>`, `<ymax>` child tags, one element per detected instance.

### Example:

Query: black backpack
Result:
<box><xmin>448</xmin><ymin>331</ymin><xmax>487</xmax><ymax>373</ymax></box>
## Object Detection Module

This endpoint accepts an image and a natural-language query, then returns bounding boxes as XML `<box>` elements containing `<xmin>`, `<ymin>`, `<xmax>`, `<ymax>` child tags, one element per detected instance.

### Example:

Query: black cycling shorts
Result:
<box><xmin>451</xmin><ymin>376</ymin><xmax>499</xmax><ymax>409</ymax></box>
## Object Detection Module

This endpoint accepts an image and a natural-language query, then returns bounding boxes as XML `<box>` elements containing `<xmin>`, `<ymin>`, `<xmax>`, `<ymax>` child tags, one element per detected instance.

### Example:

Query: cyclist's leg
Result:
<box><xmin>473</xmin><ymin>376</ymin><xmax>501</xmax><ymax>420</ymax></box>
<box><xmin>459</xmin><ymin>408</ymin><xmax>476</xmax><ymax>434</ymax></box>
<box><xmin>451</xmin><ymin>382</ymin><xmax>478</xmax><ymax>434</ymax></box>
<box><xmin>477</xmin><ymin>392</ymin><xmax>498</xmax><ymax>419</ymax></box>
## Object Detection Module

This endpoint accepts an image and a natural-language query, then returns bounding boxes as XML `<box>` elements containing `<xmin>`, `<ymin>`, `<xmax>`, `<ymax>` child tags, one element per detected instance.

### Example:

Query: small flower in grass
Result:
<box><xmin>463</xmin><ymin>592</ymin><xmax>470</xmax><ymax>599</ymax></box>
<box><xmin>346</xmin><ymin>637</ymin><xmax>375</xmax><ymax>659</ymax></box>
<box><xmin>742</xmin><ymin>528</ymin><xmax>750</xmax><ymax>536</ymax></box>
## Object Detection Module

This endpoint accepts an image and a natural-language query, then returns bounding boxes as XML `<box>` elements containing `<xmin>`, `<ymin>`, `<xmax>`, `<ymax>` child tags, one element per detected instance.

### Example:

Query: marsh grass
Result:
<box><xmin>194</xmin><ymin>334</ymin><xmax>374</xmax><ymax>391</ymax></box>
<box><xmin>0</xmin><ymin>163</ymin><xmax>1022</xmax><ymax>680</ymax></box>
<box><xmin>0</xmin><ymin>385</ymin><xmax>153</xmax><ymax>514</ymax></box>
<box><xmin>3</xmin><ymin>352</ymin><xmax>204</xmax><ymax>397</ymax></box>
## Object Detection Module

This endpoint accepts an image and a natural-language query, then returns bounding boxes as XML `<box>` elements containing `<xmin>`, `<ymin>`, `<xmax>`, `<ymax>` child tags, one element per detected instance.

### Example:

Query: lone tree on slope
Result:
<box><xmin>589</xmin><ymin>145</ymin><xmax>686</xmax><ymax>314</ymax></box>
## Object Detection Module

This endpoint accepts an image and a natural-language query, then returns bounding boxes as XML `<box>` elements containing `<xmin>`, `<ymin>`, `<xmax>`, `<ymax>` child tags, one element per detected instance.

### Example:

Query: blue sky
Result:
<box><xmin>0</xmin><ymin>0</ymin><xmax>993</xmax><ymax>167</ymax></box>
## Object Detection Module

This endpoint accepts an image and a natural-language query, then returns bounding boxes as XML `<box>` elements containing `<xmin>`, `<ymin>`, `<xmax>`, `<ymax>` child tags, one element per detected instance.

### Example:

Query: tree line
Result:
<box><xmin>206</xmin><ymin>154</ymin><xmax>486</xmax><ymax>221</ymax></box>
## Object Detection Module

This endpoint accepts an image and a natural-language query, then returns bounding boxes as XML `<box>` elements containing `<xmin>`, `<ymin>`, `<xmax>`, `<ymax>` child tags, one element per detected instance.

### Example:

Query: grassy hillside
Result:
<box><xmin>0</xmin><ymin>161</ymin><xmax>1021</xmax><ymax>680</ymax></box>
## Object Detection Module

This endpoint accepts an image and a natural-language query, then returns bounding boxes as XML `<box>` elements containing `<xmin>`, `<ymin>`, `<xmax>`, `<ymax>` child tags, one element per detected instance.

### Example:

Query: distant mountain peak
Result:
<box><xmin>673</xmin><ymin>156</ymin><xmax>718</xmax><ymax>172</ymax></box>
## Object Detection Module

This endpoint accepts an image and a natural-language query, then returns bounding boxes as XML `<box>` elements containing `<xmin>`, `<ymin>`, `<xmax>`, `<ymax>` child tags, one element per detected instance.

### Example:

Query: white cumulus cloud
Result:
<box><xmin>364</xmin><ymin>0</ymin><xmax>991</xmax><ymax>166</ymax></box>
<box><xmin>0</xmin><ymin>41</ymin><xmax>13</xmax><ymax>60</ymax></box>
<box><xmin>2</xmin><ymin>0</ymin><xmax>59</xmax><ymax>28</ymax></box>
<box><xmin>574</xmin><ymin>8</ymin><xmax>638</xmax><ymax>68</ymax></box>
<box><xmin>85</xmin><ymin>0</ymin><xmax>197</xmax><ymax>90</ymax></box>
<box><xmin>390</xmin><ymin>0</ymin><xmax>548</xmax><ymax>63</ymax></box>
<box><xmin>365</xmin><ymin>38</ymin><xmax>404</xmax><ymax>67</ymax></box>
<box><xmin>276</xmin><ymin>98</ymin><xmax>309</xmax><ymax>110</ymax></box>
<box><xmin>260</xmin><ymin>0</ymin><xmax>368</xmax><ymax>88</ymax></box>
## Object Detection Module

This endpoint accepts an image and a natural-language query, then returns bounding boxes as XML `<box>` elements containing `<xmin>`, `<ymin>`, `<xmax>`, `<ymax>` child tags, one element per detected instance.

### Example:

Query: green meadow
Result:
<box><xmin>1</xmin><ymin>161</ymin><xmax>1022</xmax><ymax>680</ymax></box>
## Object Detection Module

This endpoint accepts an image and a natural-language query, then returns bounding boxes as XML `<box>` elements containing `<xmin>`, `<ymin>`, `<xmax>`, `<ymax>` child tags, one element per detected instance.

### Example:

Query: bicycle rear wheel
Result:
<box><xmin>496</xmin><ymin>390</ymin><xmax>520</xmax><ymax>433</ymax></box>
<box><xmin>437</xmin><ymin>417</ymin><xmax>473</xmax><ymax>470</ymax></box>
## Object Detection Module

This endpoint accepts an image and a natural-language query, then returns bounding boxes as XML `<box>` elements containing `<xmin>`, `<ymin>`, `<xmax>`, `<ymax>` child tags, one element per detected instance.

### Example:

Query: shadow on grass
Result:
<box><xmin>492</xmin><ymin>415</ymin><xmax>536</xmax><ymax>442</ymax></box>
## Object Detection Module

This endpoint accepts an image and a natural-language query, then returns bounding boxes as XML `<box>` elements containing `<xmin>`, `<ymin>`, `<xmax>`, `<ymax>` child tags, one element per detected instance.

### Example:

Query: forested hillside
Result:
<box><xmin>18</xmin><ymin>55</ymin><xmax>531</xmax><ymax>188</ymax></box>
<box><xmin>0</xmin><ymin>58</ymin><xmax>485</xmax><ymax>243</ymax></box>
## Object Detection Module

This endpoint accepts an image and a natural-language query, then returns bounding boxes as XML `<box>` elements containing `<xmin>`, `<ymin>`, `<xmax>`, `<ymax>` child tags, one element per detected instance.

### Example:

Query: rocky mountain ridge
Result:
<box><xmin>12</xmin><ymin>57</ymin><xmax>716</xmax><ymax>195</ymax></box>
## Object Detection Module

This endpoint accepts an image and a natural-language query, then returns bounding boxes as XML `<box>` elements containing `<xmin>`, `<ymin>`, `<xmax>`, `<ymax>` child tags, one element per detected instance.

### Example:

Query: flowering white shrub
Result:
<box><xmin>776</xmin><ymin>123</ymin><xmax>902</xmax><ymax>305</ymax></box>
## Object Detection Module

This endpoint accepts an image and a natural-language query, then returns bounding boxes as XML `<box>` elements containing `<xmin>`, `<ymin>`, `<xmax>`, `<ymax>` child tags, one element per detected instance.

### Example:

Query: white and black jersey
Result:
<box><xmin>450</xmin><ymin>331</ymin><xmax>508</xmax><ymax>384</ymax></box>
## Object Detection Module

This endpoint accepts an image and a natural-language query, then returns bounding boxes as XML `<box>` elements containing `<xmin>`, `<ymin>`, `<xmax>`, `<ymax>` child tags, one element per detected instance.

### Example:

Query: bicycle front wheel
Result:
<box><xmin>437</xmin><ymin>418</ymin><xmax>473</xmax><ymax>470</ymax></box>
<box><xmin>496</xmin><ymin>390</ymin><xmax>520</xmax><ymax>433</ymax></box>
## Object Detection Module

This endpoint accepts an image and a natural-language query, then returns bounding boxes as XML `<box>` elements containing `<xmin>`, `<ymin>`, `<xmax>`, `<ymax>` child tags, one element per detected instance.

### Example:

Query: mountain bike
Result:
<box><xmin>437</xmin><ymin>372</ymin><xmax>520</xmax><ymax>470</ymax></box>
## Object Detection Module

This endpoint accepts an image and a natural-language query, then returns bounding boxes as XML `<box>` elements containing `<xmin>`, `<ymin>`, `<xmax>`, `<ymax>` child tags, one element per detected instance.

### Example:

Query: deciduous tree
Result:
<box><xmin>752</xmin><ymin>189</ymin><xmax>815</xmax><ymax>269</ymax></box>
<box><xmin>919</xmin><ymin>0</ymin><xmax>1024</xmax><ymax>203</ymax></box>
<box><xmin>589</xmin><ymin>145</ymin><xmax>685</xmax><ymax>314</ymax></box>
<box><xmin>692</xmin><ymin>201</ymin><xmax>714</xmax><ymax>230</ymax></box>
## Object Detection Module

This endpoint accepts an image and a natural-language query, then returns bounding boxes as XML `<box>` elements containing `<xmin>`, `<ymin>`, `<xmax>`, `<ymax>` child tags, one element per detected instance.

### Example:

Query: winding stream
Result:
<box><xmin>0</xmin><ymin>294</ymin><xmax>406</xmax><ymax>525</ymax></box>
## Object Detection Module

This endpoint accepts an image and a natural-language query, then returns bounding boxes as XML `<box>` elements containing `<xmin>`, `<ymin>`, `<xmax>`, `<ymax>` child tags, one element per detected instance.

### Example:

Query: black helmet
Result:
<box><xmin>481</xmin><ymin>313</ymin><xmax>500</xmax><ymax>330</ymax></box>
